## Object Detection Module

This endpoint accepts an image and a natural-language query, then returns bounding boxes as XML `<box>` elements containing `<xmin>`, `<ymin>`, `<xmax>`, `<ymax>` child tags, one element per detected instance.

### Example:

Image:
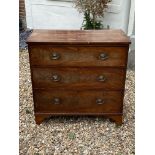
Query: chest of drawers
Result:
<box><xmin>27</xmin><ymin>30</ymin><xmax>130</xmax><ymax>125</ymax></box>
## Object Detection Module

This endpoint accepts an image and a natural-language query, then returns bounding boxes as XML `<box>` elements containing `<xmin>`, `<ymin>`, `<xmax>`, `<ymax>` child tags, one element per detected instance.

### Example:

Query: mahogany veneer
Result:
<box><xmin>27</xmin><ymin>29</ymin><xmax>130</xmax><ymax>125</ymax></box>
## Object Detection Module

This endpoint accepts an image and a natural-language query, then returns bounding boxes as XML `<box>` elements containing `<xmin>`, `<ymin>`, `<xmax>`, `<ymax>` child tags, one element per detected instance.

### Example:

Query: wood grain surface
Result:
<box><xmin>32</xmin><ymin>67</ymin><xmax>125</xmax><ymax>90</ymax></box>
<box><xmin>34</xmin><ymin>90</ymin><xmax>124</xmax><ymax>113</ymax></box>
<box><xmin>27</xmin><ymin>29</ymin><xmax>131</xmax><ymax>45</ymax></box>
<box><xmin>29</xmin><ymin>46</ymin><xmax>128</xmax><ymax>67</ymax></box>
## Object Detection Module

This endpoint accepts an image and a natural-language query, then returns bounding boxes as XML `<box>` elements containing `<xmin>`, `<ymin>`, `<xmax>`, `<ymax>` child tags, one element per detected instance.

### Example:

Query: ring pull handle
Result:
<box><xmin>96</xmin><ymin>98</ymin><xmax>105</xmax><ymax>105</ymax></box>
<box><xmin>51</xmin><ymin>74</ymin><xmax>61</xmax><ymax>82</ymax></box>
<box><xmin>97</xmin><ymin>75</ymin><xmax>106</xmax><ymax>82</ymax></box>
<box><xmin>52</xmin><ymin>97</ymin><xmax>61</xmax><ymax>104</ymax></box>
<box><xmin>99</xmin><ymin>53</ymin><xmax>109</xmax><ymax>60</ymax></box>
<box><xmin>51</xmin><ymin>52</ymin><xmax>60</xmax><ymax>60</ymax></box>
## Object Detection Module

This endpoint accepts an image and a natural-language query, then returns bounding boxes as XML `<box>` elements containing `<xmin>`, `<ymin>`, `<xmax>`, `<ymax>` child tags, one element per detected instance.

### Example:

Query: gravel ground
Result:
<box><xmin>19</xmin><ymin>50</ymin><xmax>135</xmax><ymax>155</ymax></box>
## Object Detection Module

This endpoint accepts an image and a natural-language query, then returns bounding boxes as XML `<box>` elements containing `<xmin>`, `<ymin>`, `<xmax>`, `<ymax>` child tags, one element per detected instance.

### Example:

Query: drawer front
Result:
<box><xmin>29</xmin><ymin>46</ymin><xmax>128</xmax><ymax>67</ymax></box>
<box><xmin>32</xmin><ymin>68</ymin><xmax>125</xmax><ymax>90</ymax></box>
<box><xmin>34</xmin><ymin>90</ymin><xmax>123</xmax><ymax>113</ymax></box>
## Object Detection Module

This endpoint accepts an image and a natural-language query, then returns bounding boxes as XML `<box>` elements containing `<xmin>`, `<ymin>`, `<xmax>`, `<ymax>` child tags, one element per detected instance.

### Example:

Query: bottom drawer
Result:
<box><xmin>33</xmin><ymin>90</ymin><xmax>124</xmax><ymax>114</ymax></box>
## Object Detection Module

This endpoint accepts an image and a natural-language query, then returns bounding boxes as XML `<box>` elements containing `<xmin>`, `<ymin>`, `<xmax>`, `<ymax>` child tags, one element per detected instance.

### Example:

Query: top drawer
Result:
<box><xmin>29</xmin><ymin>46</ymin><xmax>128</xmax><ymax>67</ymax></box>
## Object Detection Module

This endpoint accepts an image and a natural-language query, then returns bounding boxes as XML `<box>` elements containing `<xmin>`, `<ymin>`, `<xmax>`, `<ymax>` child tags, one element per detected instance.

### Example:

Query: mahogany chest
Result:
<box><xmin>27</xmin><ymin>30</ymin><xmax>130</xmax><ymax>125</ymax></box>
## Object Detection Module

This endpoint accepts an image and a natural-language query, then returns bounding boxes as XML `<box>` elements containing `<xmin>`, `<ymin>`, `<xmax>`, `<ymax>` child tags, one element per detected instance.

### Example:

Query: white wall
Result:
<box><xmin>25</xmin><ymin>0</ymin><xmax>131</xmax><ymax>33</ymax></box>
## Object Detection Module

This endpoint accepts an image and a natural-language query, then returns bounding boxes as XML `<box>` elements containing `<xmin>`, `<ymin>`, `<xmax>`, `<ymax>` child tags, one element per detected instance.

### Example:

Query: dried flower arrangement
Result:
<box><xmin>73</xmin><ymin>0</ymin><xmax>112</xmax><ymax>29</ymax></box>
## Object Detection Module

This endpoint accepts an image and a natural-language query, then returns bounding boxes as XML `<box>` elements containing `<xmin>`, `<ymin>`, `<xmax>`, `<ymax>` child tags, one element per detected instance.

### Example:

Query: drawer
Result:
<box><xmin>32</xmin><ymin>67</ymin><xmax>125</xmax><ymax>90</ymax></box>
<box><xmin>29</xmin><ymin>46</ymin><xmax>128</xmax><ymax>67</ymax></box>
<box><xmin>34</xmin><ymin>90</ymin><xmax>123</xmax><ymax>113</ymax></box>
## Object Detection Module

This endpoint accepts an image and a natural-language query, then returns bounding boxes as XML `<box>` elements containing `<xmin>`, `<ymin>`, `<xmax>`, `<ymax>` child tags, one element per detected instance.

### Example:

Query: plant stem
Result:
<box><xmin>92</xmin><ymin>13</ymin><xmax>96</xmax><ymax>29</ymax></box>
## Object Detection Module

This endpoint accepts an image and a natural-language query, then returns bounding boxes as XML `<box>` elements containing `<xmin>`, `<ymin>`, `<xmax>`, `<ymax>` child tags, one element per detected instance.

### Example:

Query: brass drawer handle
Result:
<box><xmin>51</xmin><ymin>52</ymin><xmax>60</xmax><ymax>60</ymax></box>
<box><xmin>99</xmin><ymin>53</ymin><xmax>109</xmax><ymax>60</ymax></box>
<box><xmin>52</xmin><ymin>97</ymin><xmax>61</xmax><ymax>104</ymax></box>
<box><xmin>96</xmin><ymin>98</ymin><xmax>105</xmax><ymax>105</ymax></box>
<box><xmin>51</xmin><ymin>74</ymin><xmax>61</xmax><ymax>82</ymax></box>
<box><xmin>97</xmin><ymin>75</ymin><xmax>106</xmax><ymax>82</ymax></box>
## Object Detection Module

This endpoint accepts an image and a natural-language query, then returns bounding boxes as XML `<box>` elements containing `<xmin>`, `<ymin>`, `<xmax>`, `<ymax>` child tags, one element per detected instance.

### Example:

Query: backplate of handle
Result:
<box><xmin>97</xmin><ymin>75</ymin><xmax>106</xmax><ymax>82</ymax></box>
<box><xmin>51</xmin><ymin>74</ymin><xmax>61</xmax><ymax>82</ymax></box>
<box><xmin>99</xmin><ymin>53</ymin><xmax>109</xmax><ymax>60</ymax></box>
<box><xmin>51</xmin><ymin>52</ymin><xmax>60</xmax><ymax>60</ymax></box>
<box><xmin>52</xmin><ymin>97</ymin><xmax>61</xmax><ymax>104</ymax></box>
<box><xmin>96</xmin><ymin>98</ymin><xmax>105</xmax><ymax>105</ymax></box>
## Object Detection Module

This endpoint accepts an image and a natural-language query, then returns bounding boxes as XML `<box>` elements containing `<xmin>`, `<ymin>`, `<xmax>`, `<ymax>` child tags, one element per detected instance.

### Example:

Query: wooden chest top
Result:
<box><xmin>27</xmin><ymin>29</ymin><xmax>130</xmax><ymax>45</ymax></box>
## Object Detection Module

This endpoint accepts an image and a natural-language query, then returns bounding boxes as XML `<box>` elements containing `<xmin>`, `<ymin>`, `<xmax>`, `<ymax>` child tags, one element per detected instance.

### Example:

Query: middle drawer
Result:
<box><xmin>32</xmin><ymin>67</ymin><xmax>125</xmax><ymax>90</ymax></box>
